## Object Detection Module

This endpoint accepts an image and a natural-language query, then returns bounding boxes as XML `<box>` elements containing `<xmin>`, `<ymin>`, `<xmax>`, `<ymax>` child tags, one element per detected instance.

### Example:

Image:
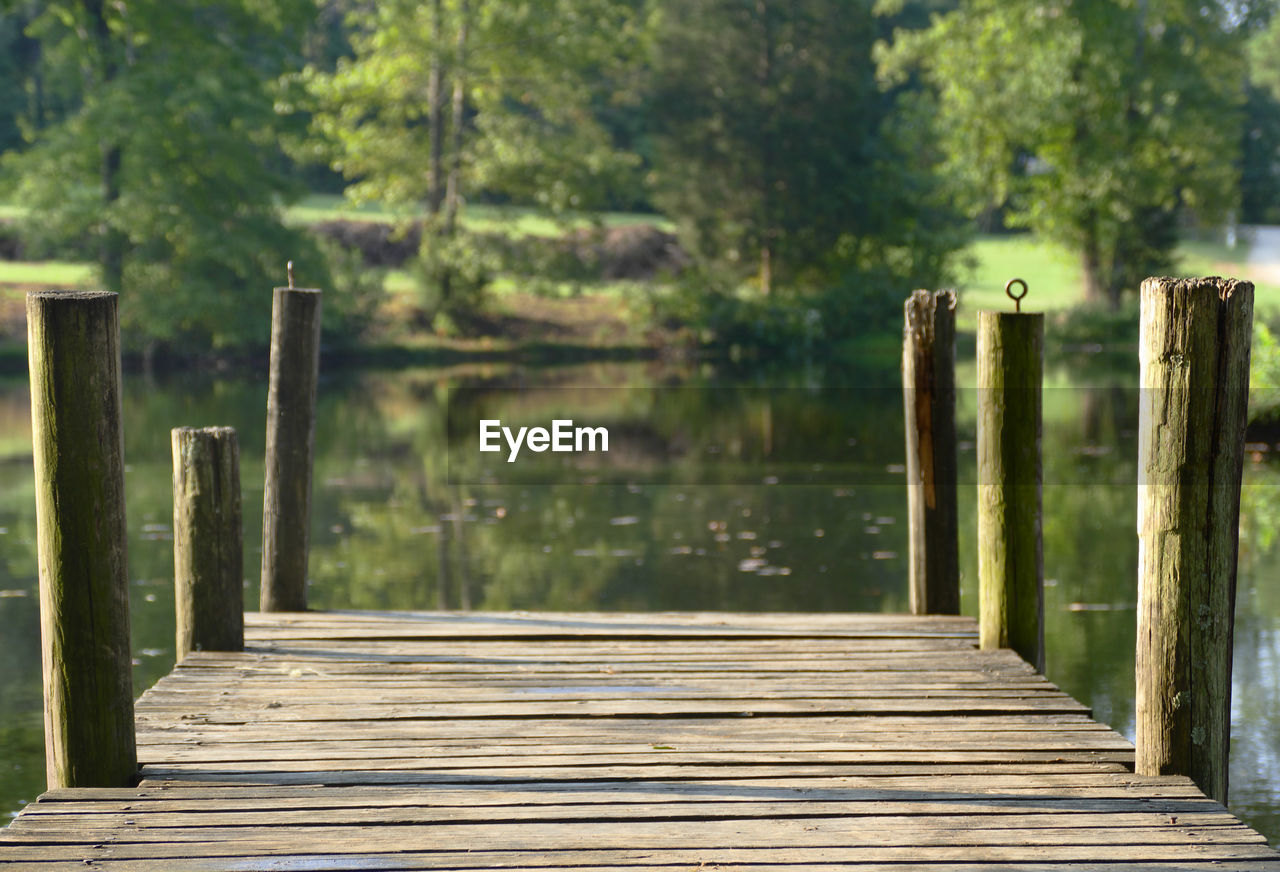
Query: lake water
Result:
<box><xmin>2</xmin><ymin>354</ymin><xmax>1280</xmax><ymax>842</ymax></box>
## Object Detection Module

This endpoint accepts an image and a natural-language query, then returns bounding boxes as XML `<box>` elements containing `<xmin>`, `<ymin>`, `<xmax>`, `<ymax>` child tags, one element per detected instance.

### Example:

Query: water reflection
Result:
<box><xmin>0</xmin><ymin>359</ymin><xmax>1278</xmax><ymax>845</ymax></box>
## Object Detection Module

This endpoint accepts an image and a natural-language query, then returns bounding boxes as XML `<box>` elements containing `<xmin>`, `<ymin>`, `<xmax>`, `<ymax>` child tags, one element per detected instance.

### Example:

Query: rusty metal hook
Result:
<box><xmin>287</xmin><ymin>260</ymin><xmax>295</xmax><ymax>290</ymax></box>
<box><xmin>1005</xmin><ymin>278</ymin><xmax>1028</xmax><ymax>313</ymax></box>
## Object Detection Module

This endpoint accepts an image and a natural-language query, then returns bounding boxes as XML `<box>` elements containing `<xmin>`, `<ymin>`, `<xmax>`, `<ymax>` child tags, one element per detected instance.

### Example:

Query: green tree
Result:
<box><xmin>882</xmin><ymin>0</ymin><xmax>1246</xmax><ymax>306</ymax></box>
<box><xmin>299</xmin><ymin>0</ymin><xmax>640</xmax><ymax>319</ymax></box>
<box><xmin>1244</xmin><ymin>3</ymin><xmax>1280</xmax><ymax>223</ymax></box>
<box><xmin>646</xmin><ymin>0</ymin><xmax>960</xmax><ymax>302</ymax></box>
<box><xmin>2</xmin><ymin>0</ymin><xmax>343</xmax><ymax>351</ymax></box>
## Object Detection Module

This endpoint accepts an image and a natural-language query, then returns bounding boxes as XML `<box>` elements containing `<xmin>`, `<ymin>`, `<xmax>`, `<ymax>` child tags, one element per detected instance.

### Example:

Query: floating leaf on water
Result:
<box><xmin>737</xmin><ymin>558</ymin><xmax>767</xmax><ymax>572</ymax></box>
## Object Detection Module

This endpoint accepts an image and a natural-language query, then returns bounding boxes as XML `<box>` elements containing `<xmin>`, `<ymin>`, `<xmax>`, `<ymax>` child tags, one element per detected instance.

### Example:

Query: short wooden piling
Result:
<box><xmin>173</xmin><ymin>426</ymin><xmax>244</xmax><ymax>658</ymax></box>
<box><xmin>977</xmin><ymin>310</ymin><xmax>1044</xmax><ymax>673</ymax></box>
<box><xmin>260</xmin><ymin>287</ymin><xmax>322</xmax><ymax>612</ymax></box>
<box><xmin>26</xmin><ymin>290</ymin><xmax>136</xmax><ymax>788</ymax></box>
<box><xmin>902</xmin><ymin>289</ymin><xmax>959</xmax><ymax>615</ymax></box>
<box><xmin>1135</xmin><ymin>276</ymin><xmax>1253</xmax><ymax>805</ymax></box>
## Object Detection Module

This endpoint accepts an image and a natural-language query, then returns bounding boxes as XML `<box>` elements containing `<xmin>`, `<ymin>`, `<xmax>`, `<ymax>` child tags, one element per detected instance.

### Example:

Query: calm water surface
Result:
<box><xmin>2</xmin><ymin>356</ymin><xmax>1280</xmax><ymax>841</ymax></box>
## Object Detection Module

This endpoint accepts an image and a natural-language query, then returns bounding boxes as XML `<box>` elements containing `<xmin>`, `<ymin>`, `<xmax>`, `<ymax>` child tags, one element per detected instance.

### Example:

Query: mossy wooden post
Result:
<box><xmin>977</xmin><ymin>309</ymin><xmax>1044</xmax><ymax>673</ymax></box>
<box><xmin>260</xmin><ymin>286</ymin><xmax>322</xmax><ymax>612</ymax></box>
<box><xmin>902</xmin><ymin>289</ymin><xmax>960</xmax><ymax>615</ymax></box>
<box><xmin>27</xmin><ymin>290</ymin><xmax>136</xmax><ymax>788</ymax></box>
<box><xmin>173</xmin><ymin>427</ymin><xmax>244</xmax><ymax>658</ymax></box>
<box><xmin>1136</xmin><ymin>276</ymin><xmax>1253</xmax><ymax>805</ymax></box>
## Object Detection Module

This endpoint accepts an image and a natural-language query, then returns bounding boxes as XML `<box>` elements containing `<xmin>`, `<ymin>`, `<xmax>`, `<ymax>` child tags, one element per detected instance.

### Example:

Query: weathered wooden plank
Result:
<box><xmin>7</xmin><ymin>609</ymin><xmax>1275</xmax><ymax>871</ymax></box>
<box><xmin>10</xmin><ymin>855</ymin><xmax>1280</xmax><ymax>870</ymax></box>
<box><xmin>26</xmin><ymin>774</ymin><xmax>1216</xmax><ymax>803</ymax></box>
<box><xmin>11</xmin><ymin>801</ymin><xmax>1237</xmax><ymax>830</ymax></box>
<box><xmin>3</xmin><ymin>833</ymin><xmax>1277</xmax><ymax>862</ymax></box>
<box><xmin>2</xmin><ymin>813</ymin><xmax>1271</xmax><ymax>845</ymax></box>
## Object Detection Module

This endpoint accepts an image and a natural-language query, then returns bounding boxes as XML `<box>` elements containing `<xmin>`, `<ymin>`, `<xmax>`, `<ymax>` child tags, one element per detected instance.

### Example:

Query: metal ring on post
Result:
<box><xmin>1005</xmin><ymin>278</ymin><xmax>1029</xmax><ymax>313</ymax></box>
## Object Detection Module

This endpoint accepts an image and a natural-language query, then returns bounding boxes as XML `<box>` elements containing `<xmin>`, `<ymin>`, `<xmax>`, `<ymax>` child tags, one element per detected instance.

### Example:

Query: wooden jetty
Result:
<box><xmin>5</xmin><ymin>609</ymin><xmax>1279</xmax><ymax>870</ymax></box>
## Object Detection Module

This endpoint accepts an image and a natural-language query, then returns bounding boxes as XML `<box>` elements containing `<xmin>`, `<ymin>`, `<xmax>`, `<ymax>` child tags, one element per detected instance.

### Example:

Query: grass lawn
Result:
<box><xmin>0</xmin><ymin>261</ymin><xmax>95</xmax><ymax>287</ymax></box>
<box><xmin>286</xmin><ymin>194</ymin><xmax>673</xmax><ymax>237</ymax></box>
<box><xmin>954</xmin><ymin>233</ymin><xmax>1280</xmax><ymax>331</ymax></box>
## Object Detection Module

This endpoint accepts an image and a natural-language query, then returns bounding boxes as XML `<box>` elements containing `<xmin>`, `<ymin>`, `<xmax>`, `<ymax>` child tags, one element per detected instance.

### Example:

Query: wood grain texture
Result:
<box><xmin>1136</xmin><ymin>276</ymin><xmax>1253</xmax><ymax>805</ymax></box>
<box><xmin>903</xmin><ymin>289</ymin><xmax>960</xmax><ymax>615</ymax></box>
<box><xmin>25</xmin><ymin>290</ymin><xmax>136</xmax><ymax>789</ymax></box>
<box><xmin>259</xmin><ymin>287</ymin><xmax>321</xmax><ymax>613</ymax></box>
<box><xmin>977</xmin><ymin>310</ymin><xmax>1045</xmax><ymax>672</ymax></box>
<box><xmin>172</xmin><ymin>426</ymin><xmax>243</xmax><ymax>658</ymax></box>
<box><xmin>5</xmin><ymin>610</ymin><xmax>1277</xmax><ymax>869</ymax></box>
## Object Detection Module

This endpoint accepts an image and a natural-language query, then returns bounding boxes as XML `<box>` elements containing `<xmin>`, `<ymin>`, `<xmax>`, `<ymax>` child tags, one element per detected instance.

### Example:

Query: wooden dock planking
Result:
<box><xmin>4</xmin><ymin>611</ymin><xmax>1280</xmax><ymax>870</ymax></box>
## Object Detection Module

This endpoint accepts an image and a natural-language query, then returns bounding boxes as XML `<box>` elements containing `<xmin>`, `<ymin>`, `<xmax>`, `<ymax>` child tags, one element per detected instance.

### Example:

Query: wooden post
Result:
<box><xmin>173</xmin><ymin>427</ymin><xmax>244</xmax><ymax>658</ymax></box>
<box><xmin>977</xmin><ymin>310</ymin><xmax>1044</xmax><ymax>673</ymax></box>
<box><xmin>1136</xmin><ymin>276</ymin><xmax>1253</xmax><ymax>805</ymax></box>
<box><xmin>26</xmin><ymin>290</ymin><xmax>136</xmax><ymax>788</ymax></box>
<box><xmin>902</xmin><ymin>289</ymin><xmax>960</xmax><ymax>615</ymax></box>
<box><xmin>260</xmin><ymin>287</ymin><xmax>322</xmax><ymax>612</ymax></box>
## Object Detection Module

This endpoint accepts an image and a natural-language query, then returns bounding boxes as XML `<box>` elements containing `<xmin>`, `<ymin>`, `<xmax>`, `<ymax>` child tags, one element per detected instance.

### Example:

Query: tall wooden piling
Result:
<box><xmin>173</xmin><ymin>427</ymin><xmax>244</xmax><ymax>658</ymax></box>
<box><xmin>27</xmin><ymin>290</ymin><xmax>136</xmax><ymax>788</ymax></box>
<box><xmin>260</xmin><ymin>287</ymin><xmax>322</xmax><ymax>612</ymax></box>
<box><xmin>902</xmin><ymin>289</ymin><xmax>960</xmax><ymax>615</ymax></box>
<box><xmin>1136</xmin><ymin>276</ymin><xmax>1253</xmax><ymax>805</ymax></box>
<box><xmin>977</xmin><ymin>309</ymin><xmax>1044</xmax><ymax>673</ymax></box>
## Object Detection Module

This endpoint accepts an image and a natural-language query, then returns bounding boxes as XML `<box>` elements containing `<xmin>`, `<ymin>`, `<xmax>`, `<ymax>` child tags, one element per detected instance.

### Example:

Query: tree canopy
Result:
<box><xmin>882</xmin><ymin>0</ymin><xmax>1248</xmax><ymax>306</ymax></box>
<box><xmin>648</xmin><ymin>0</ymin><xmax>959</xmax><ymax>298</ymax></box>
<box><xmin>299</xmin><ymin>0</ymin><xmax>641</xmax><ymax>315</ymax></box>
<box><xmin>1</xmin><ymin>0</ymin><xmax>346</xmax><ymax>350</ymax></box>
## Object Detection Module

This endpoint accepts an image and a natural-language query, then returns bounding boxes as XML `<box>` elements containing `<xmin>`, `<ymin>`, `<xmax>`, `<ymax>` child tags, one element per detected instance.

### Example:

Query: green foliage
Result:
<box><xmin>647</xmin><ymin>0</ymin><xmax>963</xmax><ymax>300</ymax></box>
<box><xmin>1253</xmin><ymin>320</ymin><xmax>1280</xmax><ymax>390</ymax></box>
<box><xmin>407</xmin><ymin>230</ymin><xmax>503</xmax><ymax>328</ymax></box>
<box><xmin>883</xmin><ymin>0</ymin><xmax>1247</xmax><ymax>305</ymax></box>
<box><xmin>0</xmin><ymin>0</ymin><xmax>358</xmax><ymax>351</ymax></box>
<box><xmin>298</xmin><ymin>0</ymin><xmax>643</xmax><ymax>315</ymax></box>
<box><xmin>1243</xmin><ymin>9</ymin><xmax>1280</xmax><ymax>224</ymax></box>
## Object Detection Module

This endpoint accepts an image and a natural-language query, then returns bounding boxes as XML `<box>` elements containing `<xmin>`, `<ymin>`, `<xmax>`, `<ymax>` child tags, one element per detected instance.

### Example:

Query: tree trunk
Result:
<box><xmin>444</xmin><ymin>0</ymin><xmax>468</xmax><ymax>238</ymax></box>
<box><xmin>427</xmin><ymin>0</ymin><xmax>445</xmax><ymax>217</ymax></box>
<box><xmin>1080</xmin><ymin>236</ymin><xmax>1108</xmax><ymax>308</ymax></box>
<box><xmin>87</xmin><ymin>0</ymin><xmax>124</xmax><ymax>293</ymax></box>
